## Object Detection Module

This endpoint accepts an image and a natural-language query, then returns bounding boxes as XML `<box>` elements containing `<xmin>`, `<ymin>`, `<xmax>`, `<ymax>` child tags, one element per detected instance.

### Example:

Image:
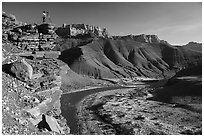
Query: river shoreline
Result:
<box><xmin>75</xmin><ymin>84</ymin><xmax>202</xmax><ymax>135</ymax></box>
<box><xmin>60</xmin><ymin>77</ymin><xmax>201</xmax><ymax>135</ymax></box>
<box><xmin>77</xmin><ymin>87</ymin><xmax>150</xmax><ymax>135</ymax></box>
<box><xmin>77</xmin><ymin>88</ymin><xmax>137</xmax><ymax>134</ymax></box>
<box><xmin>62</xmin><ymin>84</ymin><xmax>146</xmax><ymax>95</ymax></box>
<box><xmin>60</xmin><ymin>85</ymin><xmax>139</xmax><ymax>134</ymax></box>
<box><xmin>60</xmin><ymin>80</ymin><xmax>162</xmax><ymax>134</ymax></box>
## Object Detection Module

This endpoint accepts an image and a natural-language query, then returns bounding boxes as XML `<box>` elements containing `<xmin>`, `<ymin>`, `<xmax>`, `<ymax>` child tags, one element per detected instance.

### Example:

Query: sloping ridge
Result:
<box><xmin>182</xmin><ymin>42</ymin><xmax>202</xmax><ymax>52</ymax></box>
<box><xmin>59</xmin><ymin>37</ymin><xmax>202</xmax><ymax>79</ymax></box>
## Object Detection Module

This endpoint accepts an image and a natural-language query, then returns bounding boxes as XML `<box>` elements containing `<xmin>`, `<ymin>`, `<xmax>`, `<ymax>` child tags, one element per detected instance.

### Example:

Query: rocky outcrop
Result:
<box><xmin>3</xmin><ymin>57</ymin><xmax>71</xmax><ymax>135</ymax></box>
<box><xmin>12</xmin><ymin>24</ymin><xmax>38</xmax><ymax>34</ymax></box>
<box><xmin>56</xmin><ymin>24</ymin><xmax>112</xmax><ymax>38</ymax></box>
<box><xmin>45</xmin><ymin>115</ymin><xmax>65</xmax><ymax>134</ymax></box>
<box><xmin>2</xmin><ymin>11</ymin><xmax>18</xmax><ymax>29</ymax></box>
<box><xmin>6</xmin><ymin>23</ymin><xmax>56</xmax><ymax>52</ymax></box>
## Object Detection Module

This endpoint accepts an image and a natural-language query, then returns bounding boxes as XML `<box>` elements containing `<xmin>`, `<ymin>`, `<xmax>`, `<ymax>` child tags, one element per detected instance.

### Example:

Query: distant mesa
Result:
<box><xmin>132</xmin><ymin>34</ymin><xmax>161</xmax><ymax>43</ymax></box>
<box><xmin>182</xmin><ymin>41</ymin><xmax>202</xmax><ymax>52</ymax></box>
<box><xmin>114</xmin><ymin>34</ymin><xmax>168</xmax><ymax>44</ymax></box>
<box><xmin>56</xmin><ymin>23</ymin><xmax>112</xmax><ymax>38</ymax></box>
<box><xmin>55</xmin><ymin>23</ymin><xmax>165</xmax><ymax>44</ymax></box>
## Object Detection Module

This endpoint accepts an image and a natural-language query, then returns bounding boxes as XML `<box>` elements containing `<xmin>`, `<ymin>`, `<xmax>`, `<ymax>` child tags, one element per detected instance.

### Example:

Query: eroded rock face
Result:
<box><xmin>116</xmin><ymin>34</ymin><xmax>162</xmax><ymax>44</ymax></box>
<box><xmin>56</xmin><ymin>24</ymin><xmax>112</xmax><ymax>38</ymax></box>
<box><xmin>133</xmin><ymin>34</ymin><xmax>161</xmax><ymax>43</ymax></box>
<box><xmin>12</xmin><ymin>24</ymin><xmax>38</xmax><ymax>34</ymax></box>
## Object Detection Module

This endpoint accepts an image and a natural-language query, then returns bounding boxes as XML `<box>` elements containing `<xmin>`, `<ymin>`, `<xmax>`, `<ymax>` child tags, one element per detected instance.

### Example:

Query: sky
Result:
<box><xmin>2</xmin><ymin>2</ymin><xmax>202</xmax><ymax>45</ymax></box>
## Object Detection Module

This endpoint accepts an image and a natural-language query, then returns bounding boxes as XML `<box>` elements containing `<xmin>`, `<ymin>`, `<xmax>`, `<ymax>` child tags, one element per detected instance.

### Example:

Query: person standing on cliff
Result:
<box><xmin>42</xmin><ymin>11</ymin><xmax>47</xmax><ymax>23</ymax></box>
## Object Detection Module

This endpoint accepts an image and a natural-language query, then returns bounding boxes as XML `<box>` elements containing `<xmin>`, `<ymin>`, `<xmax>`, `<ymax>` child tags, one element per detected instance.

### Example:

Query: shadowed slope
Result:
<box><xmin>58</xmin><ymin>37</ymin><xmax>202</xmax><ymax>79</ymax></box>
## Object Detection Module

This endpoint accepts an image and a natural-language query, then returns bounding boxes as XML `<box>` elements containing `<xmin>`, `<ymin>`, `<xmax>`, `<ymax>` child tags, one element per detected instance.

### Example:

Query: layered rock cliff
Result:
<box><xmin>56</xmin><ymin>23</ymin><xmax>112</xmax><ymax>38</ymax></box>
<box><xmin>2</xmin><ymin>12</ymin><xmax>70</xmax><ymax>135</ymax></box>
<box><xmin>114</xmin><ymin>34</ymin><xmax>162</xmax><ymax>44</ymax></box>
<box><xmin>134</xmin><ymin>34</ymin><xmax>161</xmax><ymax>43</ymax></box>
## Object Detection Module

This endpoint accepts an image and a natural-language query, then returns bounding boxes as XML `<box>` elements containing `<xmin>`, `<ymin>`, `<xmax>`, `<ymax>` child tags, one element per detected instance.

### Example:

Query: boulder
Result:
<box><xmin>10</xmin><ymin>60</ymin><xmax>31</xmax><ymax>81</ymax></box>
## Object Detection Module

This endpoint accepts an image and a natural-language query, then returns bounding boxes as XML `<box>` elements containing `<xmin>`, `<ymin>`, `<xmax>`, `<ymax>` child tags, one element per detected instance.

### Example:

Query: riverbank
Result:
<box><xmin>62</xmin><ymin>84</ymin><xmax>146</xmax><ymax>95</ymax></box>
<box><xmin>61</xmin><ymin>77</ymin><xmax>161</xmax><ymax>95</ymax></box>
<box><xmin>60</xmin><ymin>85</ymin><xmax>139</xmax><ymax>134</ymax></box>
<box><xmin>60</xmin><ymin>80</ymin><xmax>164</xmax><ymax>134</ymax></box>
<box><xmin>77</xmin><ymin>85</ymin><xmax>202</xmax><ymax>135</ymax></box>
<box><xmin>77</xmin><ymin>88</ymin><xmax>136</xmax><ymax>134</ymax></box>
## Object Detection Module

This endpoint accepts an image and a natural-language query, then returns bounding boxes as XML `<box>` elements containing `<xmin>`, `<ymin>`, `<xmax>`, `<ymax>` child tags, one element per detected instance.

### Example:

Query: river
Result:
<box><xmin>59</xmin><ymin>78</ymin><xmax>168</xmax><ymax>135</ymax></box>
<box><xmin>60</xmin><ymin>86</ymin><xmax>138</xmax><ymax>134</ymax></box>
